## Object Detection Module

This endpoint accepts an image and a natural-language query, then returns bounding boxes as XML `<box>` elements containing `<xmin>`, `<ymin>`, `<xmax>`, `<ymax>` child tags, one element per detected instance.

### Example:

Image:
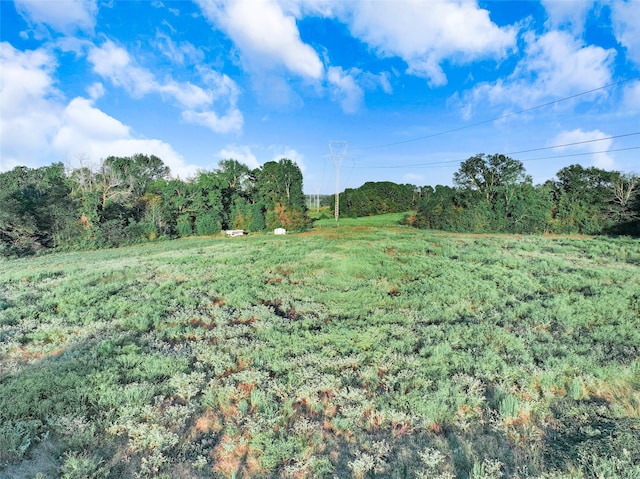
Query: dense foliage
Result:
<box><xmin>3</xmin><ymin>152</ymin><xmax>638</xmax><ymax>256</ymax></box>
<box><xmin>413</xmin><ymin>154</ymin><xmax>639</xmax><ymax>235</ymax></box>
<box><xmin>331</xmin><ymin>182</ymin><xmax>422</xmax><ymax>218</ymax></box>
<box><xmin>0</xmin><ymin>156</ymin><xmax>308</xmax><ymax>257</ymax></box>
<box><xmin>1</xmin><ymin>218</ymin><xmax>639</xmax><ymax>478</ymax></box>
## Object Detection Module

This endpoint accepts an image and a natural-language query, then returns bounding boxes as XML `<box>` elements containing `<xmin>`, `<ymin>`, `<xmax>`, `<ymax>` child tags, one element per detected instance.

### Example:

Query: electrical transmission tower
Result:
<box><xmin>328</xmin><ymin>141</ymin><xmax>348</xmax><ymax>222</ymax></box>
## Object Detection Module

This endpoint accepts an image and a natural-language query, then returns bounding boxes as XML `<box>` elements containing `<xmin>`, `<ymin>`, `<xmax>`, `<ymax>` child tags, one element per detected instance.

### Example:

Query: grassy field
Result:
<box><xmin>1</xmin><ymin>216</ymin><xmax>639</xmax><ymax>478</ymax></box>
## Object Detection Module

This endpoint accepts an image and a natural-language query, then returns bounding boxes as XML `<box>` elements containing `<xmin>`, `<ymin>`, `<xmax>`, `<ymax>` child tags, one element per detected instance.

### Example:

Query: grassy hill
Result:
<box><xmin>1</xmin><ymin>220</ymin><xmax>639</xmax><ymax>478</ymax></box>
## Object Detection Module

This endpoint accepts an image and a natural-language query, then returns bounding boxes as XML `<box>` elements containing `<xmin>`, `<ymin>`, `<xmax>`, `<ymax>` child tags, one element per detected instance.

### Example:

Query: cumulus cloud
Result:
<box><xmin>552</xmin><ymin>129</ymin><xmax>615</xmax><ymax>169</ymax></box>
<box><xmin>182</xmin><ymin>109</ymin><xmax>243</xmax><ymax>135</ymax></box>
<box><xmin>88</xmin><ymin>40</ymin><xmax>243</xmax><ymax>133</ymax></box>
<box><xmin>52</xmin><ymin>97</ymin><xmax>198</xmax><ymax>178</ymax></box>
<box><xmin>88</xmin><ymin>40</ymin><xmax>147</xmax><ymax>94</ymax></box>
<box><xmin>0</xmin><ymin>42</ymin><xmax>197</xmax><ymax>178</ymax></box>
<box><xmin>343</xmin><ymin>0</ymin><xmax>517</xmax><ymax>86</ymax></box>
<box><xmin>217</xmin><ymin>144</ymin><xmax>261</xmax><ymax>170</ymax></box>
<box><xmin>610</xmin><ymin>0</ymin><xmax>640</xmax><ymax>66</ymax></box>
<box><xmin>214</xmin><ymin>144</ymin><xmax>306</xmax><ymax>172</ymax></box>
<box><xmin>285</xmin><ymin>0</ymin><xmax>516</xmax><ymax>85</ymax></box>
<box><xmin>0</xmin><ymin>42</ymin><xmax>62</xmax><ymax>170</ymax></box>
<box><xmin>15</xmin><ymin>0</ymin><xmax>98</xmax><ymax>34</ymax></box>
<box><xmin>270</xmin><ymin>147</ymin><xmax>306</xmax><ymax>173</ymax></box>
<box><xmin>460</xmin><ymin>30</ymin><xmax>615</xmax><ymax>116</ymax></box>
<box><xmin>195</xmin><ymin>0</ymin><xmax>323</xmax><ymax>80</ymax></box>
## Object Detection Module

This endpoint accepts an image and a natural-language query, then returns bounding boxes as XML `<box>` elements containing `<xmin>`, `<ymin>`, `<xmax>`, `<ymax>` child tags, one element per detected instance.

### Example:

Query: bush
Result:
<box><xmin>195</xmin><ymin>213</ymin><xmax>221</xmax><ymax>236</ymax></box>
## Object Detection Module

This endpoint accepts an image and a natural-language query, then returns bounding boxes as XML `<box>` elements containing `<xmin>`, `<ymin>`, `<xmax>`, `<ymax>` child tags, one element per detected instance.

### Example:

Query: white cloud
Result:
<box><xmin>215</xmin><ymin>144</ymin><xmax>306</xmax><ymax>173</ymax></box>
<box><xmin>182</xmin><ymin>109</ymin><xmax>244</xmax><ymax>134</ymax></box>
<box><xmin>217</xmin><ymin>144</ymin><xmax>260</xmax><ymax>170</ymax></box>
<box><xmin>195</xmin><ymin>0</ymin><xmax>323</xmax><ymax>80</ymax></box>
<box><xmin>88</xmin><ymin>40</ymin><xmax>243</xmax><ymax>133</ymax></box>
<box><xmin>327</xmin><ymin>66</ymin><xmax>364</xmax><ymax>114</ymax></box>
<box><xmin>0</xmin><ymin>43</ymin><xmax>197</xmax><ymax>178</ymax></box>
<box><xmin>270</xmin><ymin>147</ymin><xmax>306</xmax><ymax>173</ymax></box>
<box><xmin>461</xmin><ymin>30</ymin><xmax>615</xmax><ymax>115</ymax></box>
<box><xmin>15</xmin><ymin>0</ymin><xmax>98</xmax><ymax>33</ymax></box>
<box><xmin>360</xmin><ymin>70</ymin><xmax>393</xmax><ymax>95</ymax></box>
<box><xmin>552</xmin><ymin>129</ymin><xmax>615</xmax><ymax>169</ymax></box>
<box><xmin>610</xmin><ymin>0</ymin><xmax>640</xmax><ymax>66</ymax></box>
<box><xmin>154</xmin><ymin>32</ymin><xmax>204</xmax><ymax>65</ymax></box>
<box><xmin>88</xmin><ymin>40</ymin><xmax>155</xmax><ymax>97</ymax></box>
<box><xmin>0</xmin><ymin>42</ymin><xmax>59</xmax><ymax>116</ymax></box>
<box><xmin>518</xmin><ymin>31</ymin><xmax>615</xmax><ymax>98</ymax></box>
<box><xmin>52</xmin><ymin>97</ymin><xmax>198</xmax><ymax>179</ymax></box>
<box><xmin>54</xmin><ymin>97</ymin><xmax>130</xmax><ymax>143</ymax></box>
<box><xmin>343</xmin><ymin>0</ymin><xmax>517</xmax><ymax>86</ymax></box>
<box><xmin>0</xmin><ymin>42</ymin><xmax>62</xmax><ymax>170</ymax></box>
<box><xmin>87</xmin><ymin>82</ymin><xmax>105</xmax><ymax>100</ymax></box>
<box><xmin>541</xmin><ymin>0</ymin><xmax>594</xmax><ymax>35</ymax></box>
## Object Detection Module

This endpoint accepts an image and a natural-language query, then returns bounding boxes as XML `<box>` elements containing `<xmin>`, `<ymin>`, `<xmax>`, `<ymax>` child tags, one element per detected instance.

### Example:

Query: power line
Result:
<box><xmin>351</xmin><ymin>75</ymin><xmax>640</xmax><ymax>151</ymax></box>
<box><xmin>507</xmin><ymin>132</ymin><xmax>640</xmax><ymax>155</ymax></box>
<box><xmin>349</xmin><ymin>131</ymin><xmax>640</xmax><ymax>169</ymax></box>
<box><xmin>516</xmin><ymin>146</ymin><xmax>640</xmax><ymax>164</ymax></box>
<box><xmin>402</xmin><ymin>147</ymin><xmax>640</xmax><ymax>170</ymax></box>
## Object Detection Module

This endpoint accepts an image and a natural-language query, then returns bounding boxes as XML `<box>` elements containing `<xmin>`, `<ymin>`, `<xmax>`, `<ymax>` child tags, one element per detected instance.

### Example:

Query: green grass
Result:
<box><xmin>313</xmin><ymin>210</ymin><xmax>413</xmax><ymax>227</ymax></box>
<box><xmin>1</xmin><ymin>223</ymin><xmax>639</xmax><ymax>478</ymax></box>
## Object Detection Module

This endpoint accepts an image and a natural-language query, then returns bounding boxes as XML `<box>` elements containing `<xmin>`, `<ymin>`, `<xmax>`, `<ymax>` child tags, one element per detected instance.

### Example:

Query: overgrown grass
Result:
<box><xmin>1</xmin><ymin>224</ymin><xmax>639</xmax><ymax>478</ymax></box>
<box><xmin>313</xmin><ymin>211</ymin><xmax>413</xmax><ymax>228</ymax></box>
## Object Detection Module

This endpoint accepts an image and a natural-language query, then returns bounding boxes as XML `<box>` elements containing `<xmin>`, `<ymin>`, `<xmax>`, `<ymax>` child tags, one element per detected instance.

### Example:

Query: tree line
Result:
<box><xmin>332</xmin><ymin>154</ymin><xmax>639</xmax><ymax>236</ymax></box>
<box><xmin>412</xmin><ymin>154</ymin><xmax>639</xmax><ymax>235</ymax></box>
<box><xmin>0</xmin><ymin>155</ymin><xmax>308</xmax><ymax>257</ymax></box>
<box><xmin>331</xmin><ymin>181</ymin><xmax>422</xmax><ymax>218</ymax></box>
<box><xmin>2</xmin><ymin>152</ymin><xmax>638</xmax><ymax>257</ymax></box>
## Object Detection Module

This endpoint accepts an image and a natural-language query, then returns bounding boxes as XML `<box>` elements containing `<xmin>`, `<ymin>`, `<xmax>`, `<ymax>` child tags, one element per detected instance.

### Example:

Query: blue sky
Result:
<box><xmin>1</xmin><ymin>0</ymin><xmax>639</xmax><ymax>193</ymax></box>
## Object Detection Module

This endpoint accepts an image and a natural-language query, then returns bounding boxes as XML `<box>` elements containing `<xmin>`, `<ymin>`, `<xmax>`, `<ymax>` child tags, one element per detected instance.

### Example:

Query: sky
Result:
<box><xmin>1</xmin><ymin>0</ymin><xmax>639</xmax><ymax>194</ymax></box>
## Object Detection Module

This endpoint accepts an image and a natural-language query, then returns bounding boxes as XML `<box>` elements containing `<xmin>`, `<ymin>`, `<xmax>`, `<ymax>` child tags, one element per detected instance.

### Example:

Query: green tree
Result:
<box><xmin>551</xmin><ymin>164</ymin><xmax>619</xmax><ymax>234</ymax></box>
<box><xmin>415</xmin><ymin>154</ymin><xmax>552</xmax><ymax>234</ymax></box>
<box><xmin>453</xmin><ymin>153</ymin><xmax>529</xmax><ymax>203</ymax></box>
<box><xmin>190</xmin><ymin>171</ymin><xmax>225</xmax><ymax>234</ymax></box>
<box><xmin>256</xmin><ymin>159</ymin><xmax>308</xmax><ymax>230</ymax></box>
<box><xmin>104</xmin><ymin>154</ymin><xmax>170</xmax><ymax>199</ymax></box>
<box><xmin>147</xmin><ymin>178</ymin><xmax>194</xmax><ymax>236</ymax></box>
<box><xmin>68</xmin><ymin>154</ymin><xmax>171</xmax><ymax>246</ymax></box>
<box><xmin>334</xmin><ymin>181</ymin><xmax>417</xmax><ymax>217</ymax></box>
<box><xmin>0</xmin><ymin>163</ymin><xmax>76</xmax><ymax>256</ymax></box>
<box><xmin>214</xmin><ymin>159</ymin><xmax>253</xmax><ymax>229</ymax></box>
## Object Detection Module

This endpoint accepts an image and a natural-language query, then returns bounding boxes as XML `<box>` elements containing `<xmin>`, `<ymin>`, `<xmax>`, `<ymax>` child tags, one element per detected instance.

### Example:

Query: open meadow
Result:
<box><xmin>1</xmin><ymin>215</ymin><xmax>639</xmax><ymax>478</ymax></box>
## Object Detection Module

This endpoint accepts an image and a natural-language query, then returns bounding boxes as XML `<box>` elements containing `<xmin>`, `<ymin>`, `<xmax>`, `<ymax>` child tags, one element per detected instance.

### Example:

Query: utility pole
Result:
<box><xmin>315</xmin><ymin>184</ymin><xmax>321</xmax><ymax>211</ymax></box>
<box><xmin>328</xmin><ymin>141</ymin><xmax>348</xmax><ymax>222</ymax></box>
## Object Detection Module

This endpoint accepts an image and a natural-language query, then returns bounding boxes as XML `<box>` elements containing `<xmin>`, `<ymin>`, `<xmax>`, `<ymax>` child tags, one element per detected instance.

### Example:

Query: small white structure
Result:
<box><xmin>274</xmin><ymin>228</ymin><xmax>287</xmax><ymax>235</ymax></box>
<box><xmin>226</xmin><ymin>229</ymin><xmax>244</xmax><ymax>237</ymax></box>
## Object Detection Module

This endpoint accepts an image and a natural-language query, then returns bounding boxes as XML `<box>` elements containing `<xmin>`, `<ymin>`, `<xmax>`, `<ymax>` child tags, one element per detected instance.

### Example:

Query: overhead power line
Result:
<box><xmin>516</xmin><ymin>146</ymin><xmax>640</xmax><ymax>164</ymax></box>
<box><xmin>506</xmin><ymin>131</ymin><xmax>640</xmax><ymax>155</ymax></box>
<box><xmin>349</xmin><ymin>132</ymin><xmax>640</xmax><ymax>169</ymax></box>
<box><xmin>354</xmin><ymin>146</ymin><xmax>640</xmax><ymax>172</ymax></box>
<box><xmin>351</xmin><ymin>75</ymin><xmax>640</xmax><ymax>151</ymax></box>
